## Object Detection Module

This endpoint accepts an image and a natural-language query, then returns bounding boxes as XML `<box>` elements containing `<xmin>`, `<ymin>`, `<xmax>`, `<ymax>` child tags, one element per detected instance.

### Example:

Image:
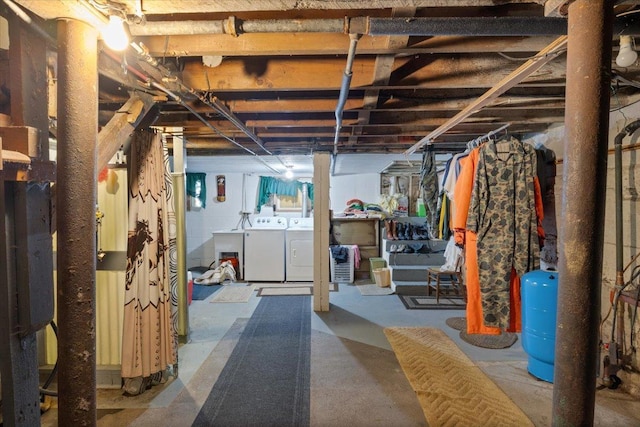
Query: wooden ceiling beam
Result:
<box><xmin>405</xmin><ymin>34</ymin><xmax>568</xmax><ymax>154</ymax></box>
<box><xmin>241</xmin><ymin>114</ymin><xmax>563</xmax><ymax>128</ymax></box>
<box><xmin>181</xmin><ymin>54</ymin><xmax>566</xmax><ymax>91</ymax></box>
<box><xmin>207</xmin><ymin>97</ymin><xmax>566</xmax><ymax>113</ymax></box>
<box><xmin>135</xmin><ymin>33</ymin><xmax>560</xmax><ymax>57</ymax></box>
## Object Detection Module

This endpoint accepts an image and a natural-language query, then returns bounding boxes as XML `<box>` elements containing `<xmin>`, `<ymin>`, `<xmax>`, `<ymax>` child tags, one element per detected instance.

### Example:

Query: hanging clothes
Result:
<box><xmin>420</xmin><ymin>144</ymin><xmax>439</xmax><ymax>238</ymax></box>
<box><xmin>466</xmin><ymin>137</ymin><xmax>540</xmax><ymax>329</ymax></box>
<box><xmin>536</xmin><ymin>146</ymin><xmax>558</xmax><ymax>269</ymax></box>
<box><xmin>453</xmin><ymin>146</ymin><xmax>520</xmax><ymax>335</ymax></box>
<box><xmin>122</xmin><ymin>130</ymin><xmax>178</xmax><ymax>395</ymax></box>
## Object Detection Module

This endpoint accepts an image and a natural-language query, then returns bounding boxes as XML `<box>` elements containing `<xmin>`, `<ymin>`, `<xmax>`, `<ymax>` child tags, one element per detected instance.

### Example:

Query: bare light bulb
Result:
<box><xmin>285</xmin><ymin>168</ymin><xmax>294</xmax><ymax>179</ymax></box>
<box><xmin>103</xmin><ymin>15</ymin><xmax>129</xmax><ymax>51</ymax></box>
<box><xmin>616</xmin><ymin>35</ymin><xmax>637</xmax><ymax>68</ymax></box>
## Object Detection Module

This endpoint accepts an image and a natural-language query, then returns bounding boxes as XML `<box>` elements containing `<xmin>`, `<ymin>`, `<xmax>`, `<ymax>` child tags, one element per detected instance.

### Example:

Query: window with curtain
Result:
<box><xmin>256</xmin><ymin>176</ymin><xmax>313</xmax><ymax>212</ymax></box>
<box><xmin>186</xmin><ymin>172</ymin><xmax>207</xmax><ymax>209</ymax></box>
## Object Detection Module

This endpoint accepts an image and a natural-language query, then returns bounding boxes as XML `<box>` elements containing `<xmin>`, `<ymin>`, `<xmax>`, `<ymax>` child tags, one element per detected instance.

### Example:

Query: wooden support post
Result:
<box><xmin>313</xmin><ymin>152</ymin><xmax>331</xmax><ymax>312</ymax></box>
<box><xmin>170</xmin><ymin>129</ymin><xmax>189</xmax><ymax>342</ymax></box>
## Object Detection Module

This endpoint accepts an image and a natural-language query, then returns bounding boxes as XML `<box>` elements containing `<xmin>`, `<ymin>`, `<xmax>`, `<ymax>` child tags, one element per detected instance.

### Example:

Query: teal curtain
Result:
<box><xmin>256</xmin><ymin>176</ymin><xmax>314</xmax><ymax>212</ymax></box>
<box><xmin>186</xmin><ymin>172</ymin><xmax>207</xmax><ymax>208</ymax></box>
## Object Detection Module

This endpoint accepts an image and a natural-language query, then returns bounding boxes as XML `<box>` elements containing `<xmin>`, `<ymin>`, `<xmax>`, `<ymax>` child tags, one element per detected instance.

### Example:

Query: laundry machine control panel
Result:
<box><xmin>252</xmin><ymin>217</ymin><xmax>288</xmax><ymax>229</ymax></box>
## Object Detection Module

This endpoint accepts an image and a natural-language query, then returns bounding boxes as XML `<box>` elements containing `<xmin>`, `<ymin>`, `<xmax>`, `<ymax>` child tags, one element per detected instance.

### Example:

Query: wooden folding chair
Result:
<box><xmin>426</xmin><ymin>253</ymin><xmax>465</xmax><ymax>303</ymax></box>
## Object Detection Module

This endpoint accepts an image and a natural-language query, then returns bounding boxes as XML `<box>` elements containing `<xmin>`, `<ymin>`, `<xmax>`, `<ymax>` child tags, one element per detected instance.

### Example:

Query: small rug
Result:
<box><xmin>210</xmin><ymin>285</ymin><xmax>255</xmax><ymax>303</ymax></box>
<box><xmin>252</xmin><ymin>282</ymin><xmax>338</xmax><ymax>290</ymax></box>
<box><xmin>252</xmin><ymin>282</ymin><xmax>314</xmax><ymax>289</ymax></box>
<box><xmin>356</xmin><ymin>283</ymin><xmax>394</xmax><ymax>296</ymax></box>
<box><xmin>445</xmin><ymin>316</ymin><xmax>467</xmax><ymax>331</ymax></box>
<box><xmin>398</xmin><ymin>295</ymin><xmax>465</xmax><ymax>310</ymax></box>
<box><xmin>257</xmin><ymin>283</ymin><xmax>337</xmax><ymax>296</ymax></box>
<box><xmin>258</xmin><ymin>287</ymin><xmax>312</xmax><ymax>296</ymax></box>
<box><xmin>460</xmin><ymin>330</ymin><xmax>518</xmax><ymax>349</ymax></box>
<box><xmin>192</xmin><ymin>284</ymin><xmax>221</xmax><ymax>301</ymax></box>
<box><xmin>193</xmin><ymin>296</ymin><xmax>311</xmax><ymax>426</ymax></box>
<box><xmin>384</xmin><ymin>327</ymin><xmax>533</xmax><ymax>427</ymax></box>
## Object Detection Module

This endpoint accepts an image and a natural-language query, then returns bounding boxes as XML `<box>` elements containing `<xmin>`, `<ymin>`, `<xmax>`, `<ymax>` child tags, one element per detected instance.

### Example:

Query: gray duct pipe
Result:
<box><xmin>129</xmin><ymin>15</ymin><xmax>640</xmax><ymax>37</ymax></box>
<box><xmin>610</xmin><ymin>119</ymin><xmax>640</xmax><ymax>366</ymax></box>
<box><xmin>333</xmin><ymin>33</ymin><xmax>361</xmax><ymax>156</ymax></box>
<box><xmin>301</xmin><ymin>182</ymin><xmax>309</xmax><ymax>217</ymax></box>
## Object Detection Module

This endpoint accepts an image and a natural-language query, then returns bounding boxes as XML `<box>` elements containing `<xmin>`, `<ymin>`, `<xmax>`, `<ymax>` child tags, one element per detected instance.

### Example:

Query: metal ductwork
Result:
<box><xmin>129</xmin><ymin>15</ymin><xmax>640</xmax><ymax>37</ymax></box>
<box><xmin>333</xmin><ymin>33</ymin><xmax>361</xmax><ymax>156</ymax></box>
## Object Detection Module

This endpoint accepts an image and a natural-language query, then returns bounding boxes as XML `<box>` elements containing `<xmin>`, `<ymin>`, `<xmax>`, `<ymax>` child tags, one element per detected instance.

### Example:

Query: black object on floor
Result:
<box><xmin>459</xmin><ymin>330</ymin><xmax>518</xmax><ymax>349</ymax></box>
<box><xmin>445</xmin><ymin>316</ymin><xmax>467</xmax><ymax>331</ymax></box>
<box><xmin>192</xmin><ymin>295</ymin><xmax>311</xmax><ymax>426</ymax></box>
<box><xmin>191</xmin><ymin>284</ymin><xmax>221</xmax><ymax>300</ymax></box>
<box><xmin>398</xmin><ymin>294</ymin><xmax>465</xmax><ymax>310</ymax></box>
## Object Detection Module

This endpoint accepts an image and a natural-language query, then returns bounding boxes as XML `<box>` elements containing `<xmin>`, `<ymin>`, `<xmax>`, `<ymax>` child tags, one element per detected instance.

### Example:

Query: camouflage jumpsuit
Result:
<box><xmin>466</xmin><ymin>137</ymin><xmax>539</xmax><ymax>329</ymax></box>
<box><xmin>420</xmin><ymin>145</ymin><xmax>440</xmax><ymax>238</ymax></box>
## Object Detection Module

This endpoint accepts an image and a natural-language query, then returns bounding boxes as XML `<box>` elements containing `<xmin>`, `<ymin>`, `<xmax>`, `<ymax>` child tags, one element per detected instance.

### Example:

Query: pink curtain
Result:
<box><xmin>121</xmin><ymin>130</ymin><xmax>177</xmax><ymax>394</ymax></box>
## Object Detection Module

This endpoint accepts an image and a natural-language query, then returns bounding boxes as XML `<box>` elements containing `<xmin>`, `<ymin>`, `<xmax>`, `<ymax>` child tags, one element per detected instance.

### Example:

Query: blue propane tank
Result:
<box><xmin>521</xmin><ymin>269</ymin><xmax>558</xmax><ymax>383</ymax></box>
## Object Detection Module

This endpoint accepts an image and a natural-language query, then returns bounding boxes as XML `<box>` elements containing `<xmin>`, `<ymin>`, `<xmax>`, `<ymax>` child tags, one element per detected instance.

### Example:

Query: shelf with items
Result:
<box><xmin>379</xmin><ymin>217</ymin><xmax>448</xmax><ymax>294</ymax></box>
<box><xmin>330</xmin><ymin>217</ymin><xmax>380</xmax><ymax>280</ymax></box>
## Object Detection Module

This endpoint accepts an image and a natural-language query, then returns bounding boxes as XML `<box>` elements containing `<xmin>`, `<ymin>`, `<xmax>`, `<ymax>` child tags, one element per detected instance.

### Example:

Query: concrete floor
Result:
<box><xmin>40</xmin><ymin>280</ymin><xmax>640</xmax><ymax>426</ymax></box>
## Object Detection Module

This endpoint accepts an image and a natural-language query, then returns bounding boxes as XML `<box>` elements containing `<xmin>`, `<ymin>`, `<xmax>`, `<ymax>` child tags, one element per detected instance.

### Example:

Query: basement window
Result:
<box><xmin>186</xmin><ymin>172</ymin><xmax>207</xmax><ymax>210</ymax></box>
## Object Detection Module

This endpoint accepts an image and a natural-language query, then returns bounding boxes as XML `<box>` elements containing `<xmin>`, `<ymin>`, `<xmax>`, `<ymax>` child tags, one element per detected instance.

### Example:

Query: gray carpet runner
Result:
<box><xmin>192</xmin><ymin>295</ymin><xmax>311</xmax><ymax>426</ymax></box>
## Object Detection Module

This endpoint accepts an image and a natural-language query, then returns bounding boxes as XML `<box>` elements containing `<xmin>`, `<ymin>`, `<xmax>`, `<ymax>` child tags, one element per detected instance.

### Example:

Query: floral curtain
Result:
<box><xmin>121</xmin><ymin>129</ymin><xmax>178</xmax><ymax>395</ymax></box>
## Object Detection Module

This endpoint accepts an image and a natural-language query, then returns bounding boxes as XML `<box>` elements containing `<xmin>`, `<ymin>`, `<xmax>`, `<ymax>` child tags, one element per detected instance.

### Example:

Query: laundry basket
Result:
<box><xmin>329</xmin><ymin>246</ymin><xmax>355</xmax><ymax>284</ymax></box>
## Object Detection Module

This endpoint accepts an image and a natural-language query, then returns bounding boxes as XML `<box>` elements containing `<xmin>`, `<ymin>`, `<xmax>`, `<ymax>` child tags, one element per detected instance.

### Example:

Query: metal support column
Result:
<box><xmin>56</xmin><ymin>18</ymin><xmax>99</xmax><ymax>426</ymax></box>
<box><xmin>552</xmin><ymin>1</ymin><xmax>613</xmax><ymax>425</ymax></box>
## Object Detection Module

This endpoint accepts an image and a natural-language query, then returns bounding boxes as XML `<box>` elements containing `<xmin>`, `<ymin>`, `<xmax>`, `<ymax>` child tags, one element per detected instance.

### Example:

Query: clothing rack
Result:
<box><xmin>466</xmin><ymin>123</ymin><xmax>511</xmax><ymax>151</ymax></box>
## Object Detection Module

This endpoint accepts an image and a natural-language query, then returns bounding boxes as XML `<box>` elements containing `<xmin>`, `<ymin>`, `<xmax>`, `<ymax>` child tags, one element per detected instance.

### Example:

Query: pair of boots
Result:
<box><xmin>385</xmin><ymin>219</ymin><xmax>431</xmax><ymax>241</ymax></box>
<box><xmin>389</xmin><ymin>243</ymin><xmax>431</xmax><ymax>254</ymax></box>
<box><xmin>385</xmin><ymin>220</ymin><xmax>413</xmax><ymax>240</ymax></box>
<box><xmin>385</xmin><ymin>219</ymin><xmax>398</xmax><ymax>240</ymax></box>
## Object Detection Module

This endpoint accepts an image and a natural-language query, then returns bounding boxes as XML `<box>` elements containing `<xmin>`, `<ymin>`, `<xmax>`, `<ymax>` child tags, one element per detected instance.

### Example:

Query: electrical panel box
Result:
<box><xmin>13</xmin><ymin>182</ymin><xmax>54</xmax><ymax>335</ymax></box>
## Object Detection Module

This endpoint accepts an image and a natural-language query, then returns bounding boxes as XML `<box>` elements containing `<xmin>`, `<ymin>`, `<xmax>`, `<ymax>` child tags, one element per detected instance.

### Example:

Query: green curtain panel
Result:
<box><xmin>186</xmin><ymin>172</ymin><xmax>207</xmax><ymax>208</ymax></box>
<box><xmin>256</xmin><ymin>176</ymin><xmax>314</xmax><ymax>212</ymax></box>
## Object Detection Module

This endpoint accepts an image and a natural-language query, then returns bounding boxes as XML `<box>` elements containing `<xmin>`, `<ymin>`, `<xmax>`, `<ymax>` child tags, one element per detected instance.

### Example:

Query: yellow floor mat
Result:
<box><xmin>384</xmin><ymin>327</ymin><xmax>534</xmax><ymax>427</ymax></box>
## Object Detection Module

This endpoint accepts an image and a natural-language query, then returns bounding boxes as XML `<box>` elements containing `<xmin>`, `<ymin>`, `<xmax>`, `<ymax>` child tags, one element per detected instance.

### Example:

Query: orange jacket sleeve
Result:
<box><xmin>452</xmin><ymin>147</ymin><xmax>480</xmax><ymax>246</ymax></box>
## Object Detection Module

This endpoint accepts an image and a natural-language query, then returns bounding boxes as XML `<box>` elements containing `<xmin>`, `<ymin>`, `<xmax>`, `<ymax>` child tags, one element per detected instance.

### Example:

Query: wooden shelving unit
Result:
<box><xmin>330</xmin><ymin>217</ymin><xmax>380</xmax><ymax>280</ymax></box>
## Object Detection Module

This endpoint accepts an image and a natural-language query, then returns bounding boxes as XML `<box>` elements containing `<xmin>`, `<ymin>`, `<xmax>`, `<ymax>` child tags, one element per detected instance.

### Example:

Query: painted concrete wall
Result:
<box><xmin>184</xmin><ymin>171</ymin><xmax>381</xmax><ymax>268</ymax></box>
<box><xmin>181</xmin><ymin>104</ymin><xmax>640</xmax><ymax>394</ymax></box>
<box><xmin>541</xmin><ymin>100</ymin><xmax>640</xmax><ymax>395</ymax></box>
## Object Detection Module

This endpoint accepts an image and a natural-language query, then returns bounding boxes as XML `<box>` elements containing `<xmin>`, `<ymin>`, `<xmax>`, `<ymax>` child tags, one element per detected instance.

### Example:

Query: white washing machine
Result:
<box><xmin>286</xmin><ymin>217</ymin><xmax>314</xmax><ymax>282</ymax></box>
<box><xmin>244</xmin><ymin>216</ymin><xmax>288</xmax><ymax>282</ymax></box>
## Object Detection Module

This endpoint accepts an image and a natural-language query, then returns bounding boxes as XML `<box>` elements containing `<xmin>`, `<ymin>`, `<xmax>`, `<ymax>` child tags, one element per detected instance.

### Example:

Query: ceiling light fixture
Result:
<box><xmin>285</xmin><ymin>166</ymin><xmax>294</xmax><ymax>179</ymax></box>
<box><xmin>103</xmin><ymin>14</ymin><xmax>129</xmax><ymax>51</ymax></box>
<box><xmin>616</xmin><ymin>35</ymin><xmax>637</xmax><ymax>68</ymax></box>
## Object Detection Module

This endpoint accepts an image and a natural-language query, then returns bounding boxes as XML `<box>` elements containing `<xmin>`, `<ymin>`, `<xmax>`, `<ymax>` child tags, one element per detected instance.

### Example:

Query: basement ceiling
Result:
<box><xmin>6</xmin><ymin>1</ymin><xmax>640</xmax><ymax>174</ymax></box>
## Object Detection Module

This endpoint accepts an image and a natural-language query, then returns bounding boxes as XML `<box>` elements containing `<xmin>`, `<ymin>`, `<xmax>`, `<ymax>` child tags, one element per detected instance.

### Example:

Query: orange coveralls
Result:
<box><xmin>453</xmin><ymin>146</ymin><xmax>544</xmax><ymax>335</ymax></box>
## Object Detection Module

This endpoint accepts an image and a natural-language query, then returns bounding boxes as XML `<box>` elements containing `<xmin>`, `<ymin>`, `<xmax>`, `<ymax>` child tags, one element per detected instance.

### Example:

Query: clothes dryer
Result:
<box><xmin>285</xmin><ymin>217</ymin><xmax>314</xmax><ymax>282</ymax></box>
<box><xmin>244</xmin><ymin>216</ymin><xmax>288</xmax><ymax>281</ymax></box>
